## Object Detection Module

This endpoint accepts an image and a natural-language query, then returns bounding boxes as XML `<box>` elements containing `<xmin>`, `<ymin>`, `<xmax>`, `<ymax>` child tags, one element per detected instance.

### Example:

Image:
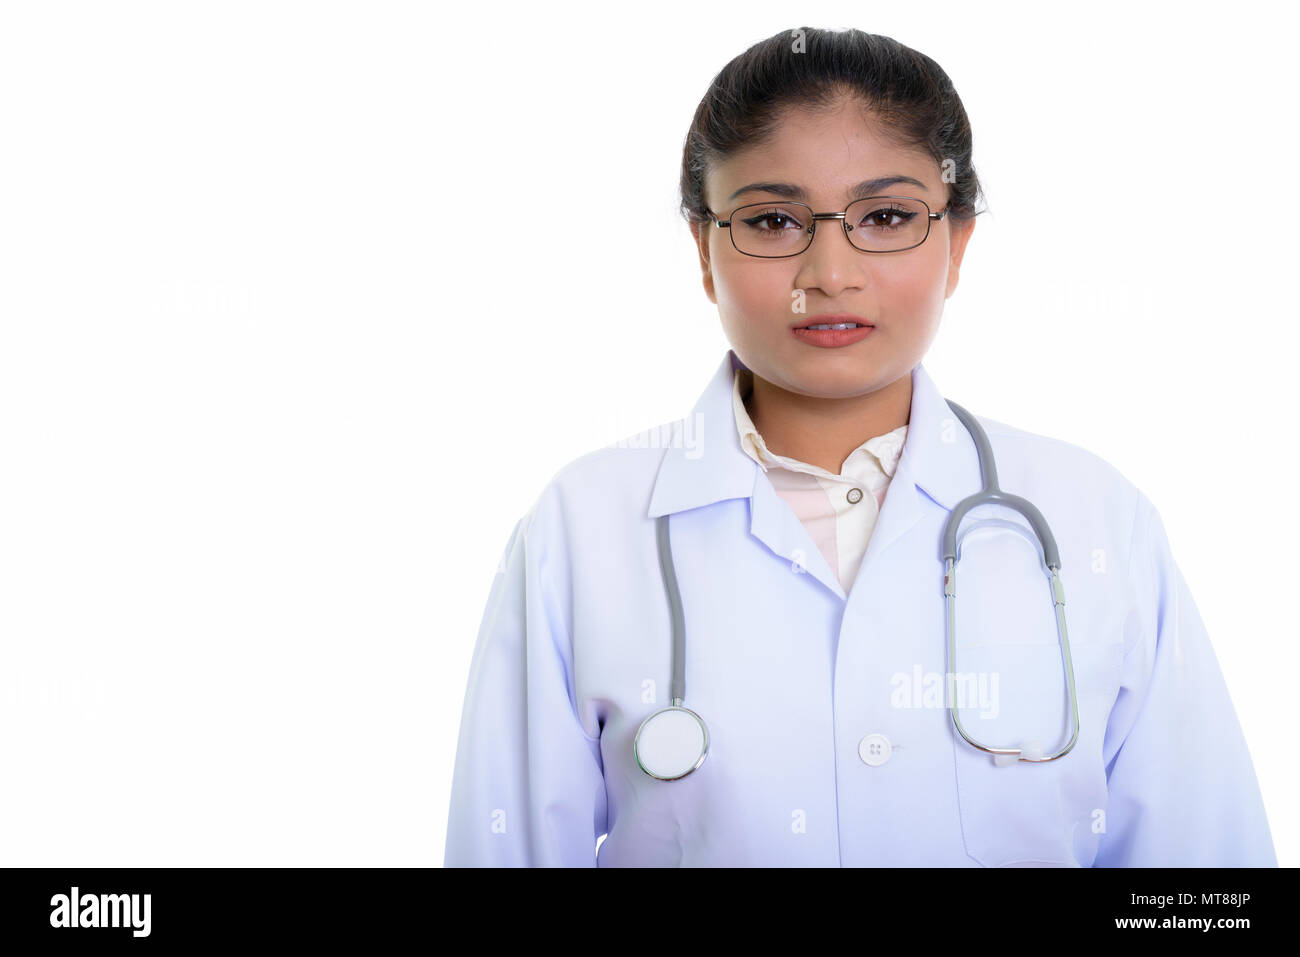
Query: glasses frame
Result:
<box><xmin>705</xmin><ymin>195</ymin><xmax>950</xmax><ymax>258</ymax></box>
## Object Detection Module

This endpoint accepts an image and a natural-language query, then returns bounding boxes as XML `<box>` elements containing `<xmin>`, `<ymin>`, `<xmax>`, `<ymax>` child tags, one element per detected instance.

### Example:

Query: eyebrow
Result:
<box><xmin>726</xmin><ymin>175</ymin><xmax>930</xmax><ymax>204</ymax></box>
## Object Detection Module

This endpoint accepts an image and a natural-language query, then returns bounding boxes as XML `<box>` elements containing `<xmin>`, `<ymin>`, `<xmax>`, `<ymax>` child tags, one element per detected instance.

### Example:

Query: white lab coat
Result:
<box><xmin>443</xmin><ymin>350</ymin><xmax>1276</xmax><ymax>867</ymax></box>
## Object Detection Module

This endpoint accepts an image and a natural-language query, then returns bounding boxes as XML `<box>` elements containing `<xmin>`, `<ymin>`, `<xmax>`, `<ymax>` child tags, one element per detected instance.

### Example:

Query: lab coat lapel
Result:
<box><xmin>856</xmin><ymin>362</ymin><xmax>984</xmax><ymax>578</ymax></box>
<box><xmin>857</xmin><ymin>451</ymin><xmax>922</xmax><ymax>574</ymax></box>
<box><xmin>646</xmin><ymin>351</ymin><xmax>757</xmax><ymax>519</ymax></box>
<box><xmin>900</xmin><ymin>361</ymin><xmax>985</xmax><ymax>514</ymax></box>
<box><xmin>646</xmin><ymin>350</ymin><xmax>847</xmax><ymax>599</ymax></box>
<box><xmin>647</xmin><ymin>352</ymin><xmax>982</xmax><ymax>599</ymax></box>
<box><xmin>748</xmin><ymin>465</ymin><xmax>846</xmax><ymax>599</ymax></box>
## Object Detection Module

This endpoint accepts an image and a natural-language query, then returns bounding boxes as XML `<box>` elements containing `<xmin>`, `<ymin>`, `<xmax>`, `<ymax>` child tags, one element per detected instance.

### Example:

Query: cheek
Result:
<box><xmin>714</xmin><ymin>259</ymin><xmax>790</xmax><ymax>310</ymax></box>
<box><xmin>712</xmin><ymin>261</ymin><xmax>798</xmax><ymax>337</ymax></box>
<box><xmin>875</xmin><ymin>247</ymin><xmax>950</xmax><ymax>317</ymax></box>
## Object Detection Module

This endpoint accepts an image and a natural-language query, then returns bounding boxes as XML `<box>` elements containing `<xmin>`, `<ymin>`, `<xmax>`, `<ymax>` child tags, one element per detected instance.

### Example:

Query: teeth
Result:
<box><xmin>805</xmin><ymin>323</ymin><xmax>862</xmax><ymax>330</ymax></box>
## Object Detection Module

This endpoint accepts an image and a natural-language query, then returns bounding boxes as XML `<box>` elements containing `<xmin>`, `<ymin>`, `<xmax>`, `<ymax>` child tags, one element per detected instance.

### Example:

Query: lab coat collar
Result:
<box><xmin>647</xmin><ymin>349</ymin><xmax>981</xmax><ymax>598</ymax></box>
<box><xmin>648</xmin><ymin>349</ymin><xmax>979</xmax><ymax>515</ymax></box>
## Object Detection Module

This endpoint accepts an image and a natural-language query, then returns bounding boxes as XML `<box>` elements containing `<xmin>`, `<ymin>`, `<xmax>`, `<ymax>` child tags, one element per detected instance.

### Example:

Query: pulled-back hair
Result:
<box><xmin>679</xmin><ymin>27</ymin><xmax>985</xmax><ymax>227</ymax></box>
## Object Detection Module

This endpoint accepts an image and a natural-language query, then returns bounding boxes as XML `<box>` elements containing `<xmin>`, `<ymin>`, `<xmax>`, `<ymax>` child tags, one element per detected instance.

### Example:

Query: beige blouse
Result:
<box><xmin>732</xmin><ymin>367</ymin><xmax>908</xmax><ymax>594</ymax></box>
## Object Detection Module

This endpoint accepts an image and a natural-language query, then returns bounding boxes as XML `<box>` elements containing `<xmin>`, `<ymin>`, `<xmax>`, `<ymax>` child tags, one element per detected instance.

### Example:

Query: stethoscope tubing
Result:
<box><xmin>641</xmin><ymin>398</ymin><xmax>1081</xmax><ymax>777</ymax></box>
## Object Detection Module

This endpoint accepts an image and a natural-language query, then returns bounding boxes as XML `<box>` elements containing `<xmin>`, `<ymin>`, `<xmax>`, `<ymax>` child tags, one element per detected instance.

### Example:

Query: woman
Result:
<box><xmin>443</xmin><ymin>27</ymin><xmax>1276</xmax><ymax>867</ymax></box>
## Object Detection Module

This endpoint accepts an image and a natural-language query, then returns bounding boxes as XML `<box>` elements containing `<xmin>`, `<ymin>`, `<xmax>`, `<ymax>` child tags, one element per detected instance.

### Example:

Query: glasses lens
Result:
<box><xmin>844</xmin><ymin>196</ymin><xmax>931</xmax><ymax>252</ymax></box>
<box><xmin>727</xmin><ymin>203</ymin><xmax>813</xmax><ymax>257</ymax></box>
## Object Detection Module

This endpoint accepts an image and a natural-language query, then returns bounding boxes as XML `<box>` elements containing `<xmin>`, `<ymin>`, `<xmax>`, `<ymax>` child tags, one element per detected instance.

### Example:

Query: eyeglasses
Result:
<box><xmin>705</xmin><ymin>195</ymin><xmax>949</xmax><ymax>258</ymax></box>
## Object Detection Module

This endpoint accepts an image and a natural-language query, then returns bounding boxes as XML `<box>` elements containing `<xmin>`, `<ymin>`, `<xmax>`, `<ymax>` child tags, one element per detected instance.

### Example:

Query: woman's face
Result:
<box><xmin>691</xmin><ymin>97</ymin><xmax>975</xmax><ymax>400</ymax></box>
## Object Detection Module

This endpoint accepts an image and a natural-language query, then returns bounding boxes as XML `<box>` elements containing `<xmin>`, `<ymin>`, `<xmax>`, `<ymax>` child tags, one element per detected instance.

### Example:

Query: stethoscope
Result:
<box><xmin>633</xmin><ymin>399</ymin><xmax>1081</xmax><ymax>780</ymax></box>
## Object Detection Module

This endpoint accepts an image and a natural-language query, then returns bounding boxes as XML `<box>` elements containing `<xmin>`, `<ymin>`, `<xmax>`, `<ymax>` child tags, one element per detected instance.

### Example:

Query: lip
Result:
<box><xmin>790</xmin><ymin>313</ymin><xmax>876</xmax><ymax>349</ymax></box>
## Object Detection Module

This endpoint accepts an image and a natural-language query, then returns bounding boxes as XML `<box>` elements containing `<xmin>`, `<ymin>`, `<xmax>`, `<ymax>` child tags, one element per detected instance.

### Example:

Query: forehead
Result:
<box><xmin>706</xmin><ymin>101</ymin><xmax>939</xmax><ymax>205</ymax></box>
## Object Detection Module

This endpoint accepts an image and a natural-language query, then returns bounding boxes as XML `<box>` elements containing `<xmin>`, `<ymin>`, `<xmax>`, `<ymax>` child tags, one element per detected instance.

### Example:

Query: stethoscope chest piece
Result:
<box><xmin>633</xmin><ymin>705</ymin><xmax>709</xmax><ymax>781</ymax></box>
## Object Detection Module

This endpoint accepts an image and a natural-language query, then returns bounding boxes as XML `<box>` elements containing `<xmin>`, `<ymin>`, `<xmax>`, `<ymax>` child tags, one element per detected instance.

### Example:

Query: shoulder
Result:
<box><xmin>971</xmin><ymin>412</ymin><xmax>1150</xmax><ymax>555</ymax></box>
<box><xmin>978</xmin><ymin>413</ymin><xmax>1138</xmax><ymax>493</ymax></box>
<box><xmin>518</xmin><ymin>418</ymin><xmax>682</xmax><ymax>541</ymax></box>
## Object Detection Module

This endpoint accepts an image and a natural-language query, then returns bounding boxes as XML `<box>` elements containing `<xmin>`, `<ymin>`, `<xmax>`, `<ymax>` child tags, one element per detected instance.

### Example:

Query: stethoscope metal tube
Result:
<box><xmin>635</xmin><ymin>397</ymin><xmax>1081</xmax><ymax>780</ymax></box>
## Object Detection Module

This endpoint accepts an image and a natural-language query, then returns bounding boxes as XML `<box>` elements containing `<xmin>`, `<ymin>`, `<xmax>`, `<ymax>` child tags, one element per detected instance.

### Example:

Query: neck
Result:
<box><xmin>746</xmin><ymin>370</ymin><xmax>913</xmax><ymax>474</ymax></box>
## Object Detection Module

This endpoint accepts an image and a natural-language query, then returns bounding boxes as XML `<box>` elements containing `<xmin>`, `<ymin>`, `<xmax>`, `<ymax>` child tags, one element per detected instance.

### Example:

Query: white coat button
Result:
<box><xmin>846</xmin><ymin>487</ymin><xmax>863</xmax><ymax>505</ymax></box>
<box><xmin>859</xmin><ymin>733</ymin><xmax>892</xmax><ymax>766</ymax></box>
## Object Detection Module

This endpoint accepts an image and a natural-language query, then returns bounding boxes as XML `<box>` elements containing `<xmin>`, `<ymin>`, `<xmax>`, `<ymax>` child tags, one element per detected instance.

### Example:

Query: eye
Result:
<box><xmin>739</xmin><ymin>208</ymin><xmax>806</xmax><ymax>232</ymax></box>
<box><xmin>858</xmin><ymin>205</ymin><xmax>917</xmax><ymax>231</ymax></box>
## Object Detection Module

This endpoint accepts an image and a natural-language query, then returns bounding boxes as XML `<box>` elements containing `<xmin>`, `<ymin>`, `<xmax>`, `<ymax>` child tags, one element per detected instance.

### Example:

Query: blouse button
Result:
<box><xmin>846</xmin><ymin>487</ymin><xmax>863</xmax><ymax>505</ymax></box>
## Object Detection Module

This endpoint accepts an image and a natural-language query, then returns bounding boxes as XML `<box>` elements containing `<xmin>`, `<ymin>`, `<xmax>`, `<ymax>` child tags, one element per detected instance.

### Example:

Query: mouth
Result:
<box><xmin>790</xmin><ymin>315</ymin><xmax>877</xmax><ymax>349</ymax></box>
<box><xmin>791</xmin><ymin>314</ymin><xmax>875</xmax><ymax>331</ymax></box>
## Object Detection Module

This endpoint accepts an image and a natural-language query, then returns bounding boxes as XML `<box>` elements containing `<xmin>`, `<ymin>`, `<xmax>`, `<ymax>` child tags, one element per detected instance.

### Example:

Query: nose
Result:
<box><xmin>796</xmin><ymin>216</ymin><xmax>868</xmax><ymax>295</ymax></box>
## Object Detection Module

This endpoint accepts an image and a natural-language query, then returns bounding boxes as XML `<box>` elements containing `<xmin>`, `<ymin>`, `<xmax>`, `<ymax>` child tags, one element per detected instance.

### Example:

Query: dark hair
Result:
<box><xmin>679</xmin><ymin>27</ymin><xmax>985</xmax><ymax>228</ymax></box>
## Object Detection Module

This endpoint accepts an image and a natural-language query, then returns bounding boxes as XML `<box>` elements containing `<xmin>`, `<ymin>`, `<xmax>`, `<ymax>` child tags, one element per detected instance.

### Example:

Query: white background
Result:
<box><xmin>0</xmin><ymin>1</ymin><xmax>1295</xmax><ymax>866</ymax></box>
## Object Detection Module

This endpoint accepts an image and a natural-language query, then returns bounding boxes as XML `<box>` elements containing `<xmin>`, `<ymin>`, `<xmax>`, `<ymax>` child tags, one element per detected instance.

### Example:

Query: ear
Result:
<box><xmin>944</xmin><ymin>217</ymin><xmax>976</xmax><ymax>299</ymax></box>
<box><xmin>690</xmin><ymin>219</ymin><xmax>718</xmax><ymax>304</ymax></box>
